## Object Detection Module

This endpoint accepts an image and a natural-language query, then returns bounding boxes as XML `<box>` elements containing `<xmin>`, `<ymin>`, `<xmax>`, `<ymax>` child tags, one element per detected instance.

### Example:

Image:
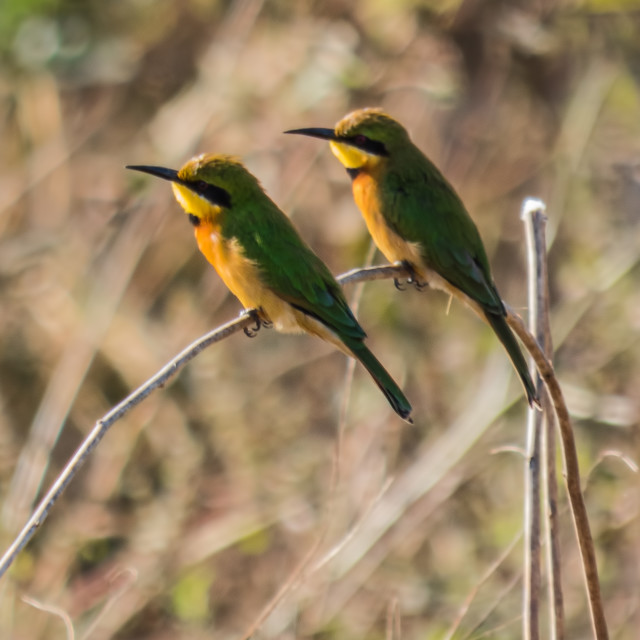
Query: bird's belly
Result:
<box><xmin>195</xmin><ymin>226</ymin><xmax>314</xmax><ymax>334</ymax></box>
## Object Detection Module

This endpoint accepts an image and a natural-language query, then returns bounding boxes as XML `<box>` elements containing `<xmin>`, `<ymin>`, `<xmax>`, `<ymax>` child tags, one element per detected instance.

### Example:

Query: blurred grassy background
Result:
<box><xmin>0</xmin><ymin>0</ymin><xmax>639</xmax><ymax>638</ymax></box>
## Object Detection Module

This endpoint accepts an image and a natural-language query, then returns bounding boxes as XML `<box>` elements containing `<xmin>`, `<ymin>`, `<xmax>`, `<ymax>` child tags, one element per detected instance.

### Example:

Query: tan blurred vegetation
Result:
<box><xmin>0</xmin><ymin>0</ymin><xmax>639</xmax><ymax>638</ymax></box>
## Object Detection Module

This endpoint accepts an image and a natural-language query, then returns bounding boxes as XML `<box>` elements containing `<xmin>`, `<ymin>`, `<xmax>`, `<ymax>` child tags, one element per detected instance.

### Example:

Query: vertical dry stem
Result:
<box><xmin>522</xmin><ymin>199</ymin><xmax>544</xmax><ymax>640</ymax></box>
<box><xmin>523</xmin><ymin>201</ymin><xmax>565</xmax><ymax>640</ymax></box>
<box><xmin>506</xmin><ymin>308</ymin><xmax>608</xmax><ymax>639</ymax></box>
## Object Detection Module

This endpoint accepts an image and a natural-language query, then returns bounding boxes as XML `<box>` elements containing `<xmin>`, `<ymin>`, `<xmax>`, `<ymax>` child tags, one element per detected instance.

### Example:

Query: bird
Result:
<box><xmin>127</xmin><ymin>154</ymin><xmax>413</xmax><ymax>422</ymax></box>
<box><xmin>285</xmin><ymin>108</ymin><xmax>539</xmax><ymax>408</ymax></box>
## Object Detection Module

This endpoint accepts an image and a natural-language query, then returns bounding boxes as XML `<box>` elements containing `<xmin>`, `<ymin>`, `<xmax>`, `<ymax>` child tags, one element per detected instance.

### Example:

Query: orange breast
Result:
<box><xmin>352</xmin><ymin>172</ymin><xmax>424</xmax><ymax>272</ymax></box>
<box><xmin>193</xmin><ymin>220</ymin><xmax>327</xmax><ymax>337</ymax></box>
<box><xmin>194</xmin><ymin>221</ymin><xmax>264</xmax><ymax>310</ymax></box>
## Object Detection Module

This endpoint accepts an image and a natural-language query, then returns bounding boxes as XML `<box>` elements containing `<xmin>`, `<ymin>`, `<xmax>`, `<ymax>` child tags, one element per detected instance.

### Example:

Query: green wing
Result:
<box><xmin>383</xmin><ymin>156</ymin><xmax>504</xmax><ymax>315</ymax></box>
<box><xmin>225</xmin><ymin>199</ymin><xmax>365</xmax><ymax>342</ymax></box>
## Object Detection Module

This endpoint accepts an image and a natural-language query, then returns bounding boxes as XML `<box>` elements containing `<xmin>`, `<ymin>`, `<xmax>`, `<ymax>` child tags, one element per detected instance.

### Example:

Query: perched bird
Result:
<box><xmin>286</xmin><ymin>108</ymin><xmax>539</xmax><ymax>407</ymax></box>
<box><xmin>127</xmin><ymin>154</ymin><xmax>413</xmax><ymax>422</ymax></box>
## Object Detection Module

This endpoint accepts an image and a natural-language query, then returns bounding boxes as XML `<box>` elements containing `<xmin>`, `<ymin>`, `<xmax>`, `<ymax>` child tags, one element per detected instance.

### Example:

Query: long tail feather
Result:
<box><xmin>484</xmin><ymin>311</ymin><xmax>540</xmax><ymax>409</ymax></box>
<box><xmin>347</xmin><ymin>340</ymin><xmax>413</xmax><ymax>423</ymax></box>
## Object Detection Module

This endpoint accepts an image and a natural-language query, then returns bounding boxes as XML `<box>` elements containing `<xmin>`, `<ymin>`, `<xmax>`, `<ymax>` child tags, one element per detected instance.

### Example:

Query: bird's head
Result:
<box><xmin>127</xmin><ymin>154</ymin><xmax>261</xmax><ymax>225</ymax></box>
<box><xmin>286</xmin><ymin>108</ymin><xmax>410</xmax><ymax>172</ymax></box>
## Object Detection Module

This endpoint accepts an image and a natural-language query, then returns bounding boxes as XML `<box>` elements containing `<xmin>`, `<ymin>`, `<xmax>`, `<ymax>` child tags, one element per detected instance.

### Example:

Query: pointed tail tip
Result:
<box><xmin>384</xmin><ymin>389</ymin><xmax>413</xmax><ymax>424</ymax></box>
<box><xmin>524</xmin><ymin>379</ymin><xmax>542</xmax><ymax>411</ymax></box>
<box><xmin>348</xmin><ymin>341</ymin><xmax>413</xmax><ymax>423</ymax></box>
<box><xmin>529</xmin><ymin>392</ymin><xmax>543</xmax><ymax>412</ymax></box>
<box><xmin>393</xmin><ymin>400</ymin><xmax>414</xmax><ymax>424</ymax></box>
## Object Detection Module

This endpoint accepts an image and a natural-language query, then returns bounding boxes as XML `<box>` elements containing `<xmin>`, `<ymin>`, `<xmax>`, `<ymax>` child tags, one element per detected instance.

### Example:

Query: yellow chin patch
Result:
<box><xmin>329</xmin><ymin>140</ymin><xmax>371</xmax><ymax>169</ymax></box>
<box><xmin>172</xmin><ymin>182</ymin><xmax>221</xmax><ymax>220</ymax></box>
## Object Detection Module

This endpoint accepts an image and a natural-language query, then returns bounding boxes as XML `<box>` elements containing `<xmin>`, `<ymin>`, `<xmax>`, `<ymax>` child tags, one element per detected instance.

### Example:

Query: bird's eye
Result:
<box><xmin>354</xmin><ymin>134</ymin><xmax>368</xmax><ymax>146</ymax></box>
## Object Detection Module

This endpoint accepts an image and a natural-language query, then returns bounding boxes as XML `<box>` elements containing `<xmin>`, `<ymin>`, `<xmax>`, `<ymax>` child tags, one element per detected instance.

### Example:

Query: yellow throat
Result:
<box><xmin>171</xmin><ymin>182</ymin><xmax>222</xmax><ymax>221</ymax></box>
<box><xmin>329</xmin><ymin>140</ymin><xmax>379</xmax><ymax>170</ymax></box>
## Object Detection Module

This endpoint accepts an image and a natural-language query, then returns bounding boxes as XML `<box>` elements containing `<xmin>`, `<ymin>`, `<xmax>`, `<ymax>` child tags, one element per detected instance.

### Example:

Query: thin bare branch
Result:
<box><xmin>22</xmin><ymin>595</ymin><xmax>75</xmax><ymax>640</ymax></box>
<box><xmin>239</xmin><ymin>477</ymin><xmax>393</xmax><ymax>639</ymax></box>
<box><xmin>0</xmin><ymin>313</ymin><xmax>256</xmax><ymax>579</ymax></box>
<box><xmin>444</xmin><ymin>533</ymin><xmax>522</xmax><ymax>640</ymax></box>
<box><xmin>0</xmin><ymin>260</ymin><xmax>610</xmax><ymax>640</ymax></box>
<box><xmin>0</xmin><ymin>265</ymin><xmax>405</xmax><ymax>582</ymax></box>
<box><xmin>386</xmin><ymin>597</ymin><xmax>401</xmax><ymax>640</ymax></box>
<box><xmin>239</xmin><ymin>535</ymin><xmax>324</xmax><ymax>640</ymax></box>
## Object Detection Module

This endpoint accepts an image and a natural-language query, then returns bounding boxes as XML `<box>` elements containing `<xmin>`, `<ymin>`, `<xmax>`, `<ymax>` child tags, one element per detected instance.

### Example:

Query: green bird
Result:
<box><xmin>127</xmin><ymin>154</ymin><xmax>413</xmax><ymax>422</ymax></box>
<box><xmin>286</xmin><ymin>108</ymin><xmax>539</xmax><ymax>408</ymax></box>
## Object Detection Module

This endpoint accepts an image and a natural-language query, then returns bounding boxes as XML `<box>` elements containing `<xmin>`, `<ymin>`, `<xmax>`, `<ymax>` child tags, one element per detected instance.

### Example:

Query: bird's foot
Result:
<box><xmin>393</xmin><ymin>261</ymin><xmax>408</xmax><ymax>290</ymax></box>
<box><xmin>394</xmin><ymin>261</ymin><xmax>427</xmax><ymax>292</ymax></box>
<box><xmin>409</xmin><ymin>277</ymin><xmax>428</xmax><ymax>292</ymax></box>
<box><xmin>405</xmin><ymin>265</ymin><xmax>428</xmax><ymax>291</ymax></box>
<box><xmin>241</xmin><ymin>309</ymin><xmax>265</xmax><ymax>338</ymax></box>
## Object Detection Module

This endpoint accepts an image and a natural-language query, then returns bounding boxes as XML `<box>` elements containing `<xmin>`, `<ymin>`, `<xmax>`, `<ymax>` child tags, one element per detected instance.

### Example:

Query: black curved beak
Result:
<box><xmin>126</xmin><ymin>164</ymin><xmax>189</xmax><ymax>187</ymax></box>
<box><xmin>127</xmin><ymin>164</ymin><xmax>232</xmax><ymax>208</ymax></box>
<box><xmin>284</xmin><ymin>127</ymin><xmax>337</xmax><ymax>141</ymax></box>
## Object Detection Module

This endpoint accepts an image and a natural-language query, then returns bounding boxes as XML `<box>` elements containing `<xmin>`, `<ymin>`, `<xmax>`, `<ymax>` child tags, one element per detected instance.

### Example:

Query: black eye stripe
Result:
<box><xmin>347</xmin><ymin>135</ymin><xmax>389</xmax><ymax>157</ymax></box>
<box><xmin>191</xmin><ymin>181</ymin><xmax>232</xmax><ymax>208</ymax></box>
